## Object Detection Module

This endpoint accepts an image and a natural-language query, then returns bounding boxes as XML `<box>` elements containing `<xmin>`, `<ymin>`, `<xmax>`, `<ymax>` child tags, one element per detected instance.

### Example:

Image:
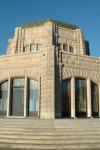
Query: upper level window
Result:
<box><xmin>63</xmin><ymin>43</ymin><xmax>74</xmax><ymax>53</ymax></box>
<box><xmin>37</xmin><ymin>44</ymin><xmax>42</xmax><ymax>51</ymax></box>
<box><xmin>69</xmin><ymin>45</ymin><xmax>74</xmax><ymax>53</ymax></box>
<box><xmin>30</xmin><ymin>44</ymin><xmax>42</xmax><ymax>52</ymax></box>
<box><xmin>24</xmin><ymin>43</ymin><xmax>42</xmax><ymax>53</ymax></box>
<box><xmin>57</xmin><ymin>43</ymin><xmax>62</xmax><ymax>50</ymax></box>
<box><xmin>31</xmin><ymin>44</ymin><xmax>37</xmax><ymax>52</ymax></box>
<box><xmin>63</xmin><ymin>44</ymin><xmax>68</xmax><ymax>52</ymax></box>
<box><xmin>24</xmin><ymin>45</ymin><xmax>29</xmax><ymax>52</ymax></box>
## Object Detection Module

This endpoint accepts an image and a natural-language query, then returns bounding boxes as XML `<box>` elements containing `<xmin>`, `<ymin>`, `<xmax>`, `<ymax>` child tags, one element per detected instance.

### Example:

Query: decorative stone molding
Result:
<box><xmin>62</xmin><ymin>67</ymin><xmax>100</xmax><ymax>84</ymax></box>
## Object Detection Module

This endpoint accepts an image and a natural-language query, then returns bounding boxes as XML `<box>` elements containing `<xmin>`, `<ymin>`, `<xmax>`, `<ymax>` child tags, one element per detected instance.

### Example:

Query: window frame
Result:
<box><xmin>62</xmin><ymin>43</ymin><xmax>74</xmax><ymax>53</ymax></box>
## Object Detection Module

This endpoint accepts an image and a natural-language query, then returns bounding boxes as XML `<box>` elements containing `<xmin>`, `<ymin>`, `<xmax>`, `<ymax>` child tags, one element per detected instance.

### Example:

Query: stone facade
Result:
<box><xmin>0</xmin><ymin>19</ymin><xmax>100</xmax><ymax>119</ymax></box>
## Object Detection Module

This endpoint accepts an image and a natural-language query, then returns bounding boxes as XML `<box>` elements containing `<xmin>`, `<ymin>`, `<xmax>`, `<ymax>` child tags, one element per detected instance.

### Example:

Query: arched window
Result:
<box><xmin>91</xmin><ymin>82</ymin><xmax>99</xmax><ymax>117</ymax></box>
<box><xmin>0</xmin><ymin>81</ymin><xmax>8</xmax><ymax>116</ymax></box>
<box><xmin>61</xmin><ymin>79</ymin><xmax>71</xmax><ymax>118</ymax></box>
<box><xmin>75</xmin><ymin>78</ymin><xmax>87</xmax><ymax>117</ymax></box>
<box><xmin>0</xmin><ymin>78</ymin><xmax>40</xmax><ymax>117</ymax></box>
<box><xmin>28</xmin><ymin>79</ymin><xmax>39</xmax><ymax>117</ymax></box>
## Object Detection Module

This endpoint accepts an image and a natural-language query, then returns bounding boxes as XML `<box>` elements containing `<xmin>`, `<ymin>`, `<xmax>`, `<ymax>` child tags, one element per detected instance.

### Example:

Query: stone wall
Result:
<box><xmin>0</xmin><ymin>46</ymin><xmax>55</xmax><ymax>119</ymax></box>
<box><xmin>7</xmin><ymin>21</ymin><xmax>53</xmax><ymax>55</ymax></box>
<box><xmin>57</xmin><ymin>27</ymin><xmax>86</xmax><ymax>55</ymax></box>
<box><xmin>61</xmin><ymin>52</ymin><xmax>100</xmax><ymax>84</ymax></box>
<box><xmin>7</xmin><ymin>20</ymin><xmax>87</xmax><ymax>56</ymax></box>
<box><xmin>55</xmin><ymin>51</ymin><xmax>100</xmax><ymax>118</ymax></box>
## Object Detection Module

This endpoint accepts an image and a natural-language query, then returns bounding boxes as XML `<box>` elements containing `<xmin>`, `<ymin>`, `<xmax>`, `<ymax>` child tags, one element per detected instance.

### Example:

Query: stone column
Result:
<box><xmin>71</xmin><ymin>77</ymin><xmax>75</xmax><ymax>118</ymax></box>
<box><xmin>87</xmin><ymin>78</ymin><xmax>91</xmax><ymax>118</ymax></box>
<box><xmin>20</xmin><ymin>29</ymin><xmax>25</xmax><ymax>53</ymax></box>
<box><xmin>17</xmin><ymin>27</ymin><xmax>22</xmax><ymax>53</ymax></box>
<box><xmin>99</xmin><ymin>84</ymin><xmax>100</xmax><ymax>117</ymax></box>
<box><xmin>38</xmin><ymin>77</ymin><xmax>41</xmax><ymax>118</ymax></box>
<box><xmin>24</xmin><ymin>76</ymin><xmax>28</xmax><ymax>117</ymax></box>
<box><xmin>7</xmin><ymin>77</ymin><xmax>11</xmax><ymax>117</ymax></box>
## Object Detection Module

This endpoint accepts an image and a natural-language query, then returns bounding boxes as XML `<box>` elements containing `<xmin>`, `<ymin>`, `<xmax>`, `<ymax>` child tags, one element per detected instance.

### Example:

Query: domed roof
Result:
<box><xmin>22</xmin><ymin>19</ymin><xmax>79</xmax><ymax>30</ymax></box>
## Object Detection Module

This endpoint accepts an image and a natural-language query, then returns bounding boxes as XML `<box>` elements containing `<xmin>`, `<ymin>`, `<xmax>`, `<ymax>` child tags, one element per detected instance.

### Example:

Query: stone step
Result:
<box><xmin>0</xmin><ymin>124</ymin><xmax>100</xmax><ymax>129</ymax></box>
<box><xmin>1</xmin><ymin>120</ymin><xmax>100</xmax><ymax>126</ymax></box>
<box><xmin>1</xmin><ymin>123</ymin><xmax>100</xmax><ymax>126</ymax></box>
<box><xmin>1</xmin><ymin>125</ymin><xmax>100</xmax><ymax>129</ymax></box>
<box><xmin>2</xmin><ymin>147</ymin><xmax>100</xmax><ymax>150</ymax></box>
<box><xmin>0</xmin><ymin>143</ymin><xmax>100</xmax><ymax>149</ymax></box>
<box><xmin>0</xmin><ymin>138</ymin><xmax>100</xmax><ymax>144</ymax></box>
<box><xmin>0</xmin><ymin>118</ymin><xmax>99</xmax><ymax>122</ymax></box>
<box><xmin>0</xmin><ymin>143</ymin><xmax>58</xmax><ymax>149</ymax></box>
<box><xmin>0</xmin><ymin>121</ymin><xmax>100</xmax><ymax>125</ymax></box>
<box><xmin>0</xmin><ymin>126</ymin><xmax>99</xmax><ymax>131</ymax></box>
<box><xmin>0</xmin><ymin>137</ymin><xmax>100</xmax><ymax>145</ymax></box>
<box><xmin>0</xmin><ymin>127</ymin><xmax>55</xmax><ymax>131</ymax></box>
<box><xmin>0</xmin><ymin>134</ymin><xmax>100</xmax><ymax>140</ymax></box>
<box><xmin>0</xmin><ymin>129</ymin><xmax>100</xmax><ymax>135</ymax></box>
<box><xmin>0</xmin><ymin>130</ymin><xmax>100</xmax><ymax>136</ymax></box>
<box><xmin>0</xmin><ymin>118</ymin><xmax>99</xmax><ymax>149</ymax></box>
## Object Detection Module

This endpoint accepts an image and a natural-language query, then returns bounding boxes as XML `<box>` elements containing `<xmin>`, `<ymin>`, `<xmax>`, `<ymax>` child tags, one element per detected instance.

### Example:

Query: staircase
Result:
<box><xmin>0</xmin><ymin>118</ymin><xmax>100</xmax><ymax>149</ymax></box>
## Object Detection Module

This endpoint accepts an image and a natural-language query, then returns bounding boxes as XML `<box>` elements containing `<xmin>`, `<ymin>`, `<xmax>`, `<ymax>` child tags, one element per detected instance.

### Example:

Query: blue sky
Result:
<box><xmin>0</xmin><ymin>0</ymin><xmax>100</xmax><ymax>57</ymax></box>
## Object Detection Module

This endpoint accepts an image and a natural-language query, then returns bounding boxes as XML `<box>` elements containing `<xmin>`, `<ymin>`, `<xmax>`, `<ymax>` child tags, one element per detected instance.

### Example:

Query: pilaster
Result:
<box><xmin>24</xmin><ymin>76</ymin><xmax>28</xmax><ymax>117</ymax></box>
<box><xmin>99</xmin><ymin>84</ymin><xmax>100</xmax><ymax>117</ymax></box>
<box><xmin>87</xmin><ymin>78</ymin><xmax>91</xmax><ymax>117</ymax></box>
<box><xmin>7</xmin><ymin>77</ymin><xmax>11</xmax><ymax>117</ymax></box>
<box><xmin>71</xmin><ymin>77</ymin><xmax>75</xmax><ymax>118</ymax></box>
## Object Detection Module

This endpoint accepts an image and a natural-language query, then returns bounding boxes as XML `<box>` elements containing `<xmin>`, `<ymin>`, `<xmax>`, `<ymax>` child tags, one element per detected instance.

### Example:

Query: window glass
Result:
<box><xmin>63</xmin><ymin>43</ymin><xmax>74</xmax><ymax>53</ymax></box>
<box><xmin>69</xmin><ymin>45</ymin><xmax>74</xmax><ymax>52</ymax></box>
<box><xmin>63</xmin><ymin>44</ymin><xmax>68</xmax><ymax>51</ymax></box>
<box><xmin>24</xmin><ymin>45</ymin><xmax>29</xmax><ymax>52</ymax></box>
<box><xmin>31</xmin><ymin>44</ymin><xmax>41</xmax><ymax>51</ymax></box>
<box><xmin>91</xmin><ymin>82</ymin><xmax>99</xmax><ymax>117</ymax></box>
<box><xmin>29</xmin><ymin>79</ymin><xmax>39</xmax><ymax>117</ymax></box>
<box><xmin>31</xmin><ymin>44</ymin><xmax>36</xmax><ymax>52</ymax></box>
<box><xmin>75</xmin><ymin>78</ymin><xmax>87</xmax><ymax>117</ymax></box>
<box><xmin>0</xmin><ymin>81</ymin><xmax>8</xmax><ymax>116</ymax></box>
<box><xmin>61</xmin><ymin>79</ymin><xmax>71</xmax><ymax>118</ymax></box>
<box><xmin>37</xmin><ymin>44</ymin><xmax>42</xmax><ymax>50</ymax></box>
<box><xmin>13</xmin><ymin>78</ymin><xmax>25</xmax><ymax>87</ymax></box>
<box><xmin>12</xmin><ymin>78</ymin><xmax>24</xmax><ymax>116</ymax></box>
<box><xmin>57</xmin><ymin>43</ymin><xmax>62</xmax><ymax>50</ymax></box>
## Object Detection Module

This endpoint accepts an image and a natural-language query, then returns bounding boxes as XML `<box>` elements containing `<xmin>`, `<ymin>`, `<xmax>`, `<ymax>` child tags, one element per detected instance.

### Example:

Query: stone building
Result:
<box><xmin>0</xmin><ymin>19</ymin><xmax>100</xmax><ymax>119</ymax></box>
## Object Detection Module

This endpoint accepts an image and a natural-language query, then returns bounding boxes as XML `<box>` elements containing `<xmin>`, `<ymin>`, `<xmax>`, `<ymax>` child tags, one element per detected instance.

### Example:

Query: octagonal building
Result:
<box><xmin>0</xmin><ymin>19</ymin><xmax>100</xmax><ymax>119</ymax></box>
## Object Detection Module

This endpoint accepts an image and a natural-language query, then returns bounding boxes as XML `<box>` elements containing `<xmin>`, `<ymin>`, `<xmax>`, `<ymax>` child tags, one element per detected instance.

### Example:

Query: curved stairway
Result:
<box><xmin>0</xmin><ymin>118</ymin><xmax>100</xmax><ymax>150</ymax></box>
